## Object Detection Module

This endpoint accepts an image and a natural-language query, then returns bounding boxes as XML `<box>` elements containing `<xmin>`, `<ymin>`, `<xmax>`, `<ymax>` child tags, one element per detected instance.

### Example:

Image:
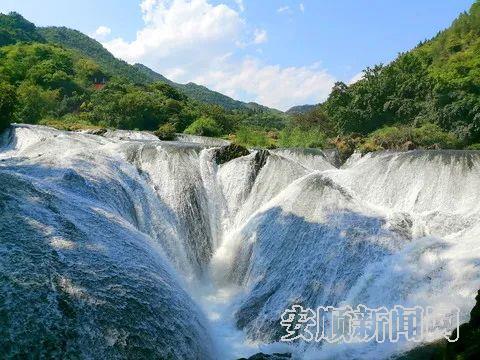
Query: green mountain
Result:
<box><xmin>39</xmin><ymin>26</ymin><xmax>169</xmax><ymax>85</ymax></box>
<box><xmin>0</xmin><ymin>12</ymin><xmax>44</xmax><ymax>46</ymax></box>
<box><xmin>38</xmin><ymin>26</ymin><xmax>279</xmax><ymax>112</ymax></box>
<box><xmin>6</xmin><ymin>1</ymin><xmax>480</xmax><ymax>152</ymax></box>
<box><xmin>175</xmin><ymin>81</ymin><xmax>251</xmax><ymax>111</ymax></box>
<box><xmin>132</xmin><ymin>63</ymin><xmax>172</xmax><ymax>84</ymax></box>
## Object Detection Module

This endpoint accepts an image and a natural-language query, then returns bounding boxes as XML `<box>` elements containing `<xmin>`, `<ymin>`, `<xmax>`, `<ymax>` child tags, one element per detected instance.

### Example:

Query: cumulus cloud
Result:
<box><xmin>103</xmin><ymin>0</ymin><xmax>336</xmax><ymax>110</ymax></box>
<box><xmin>194</xmin><ymin>58</ymin><xmax>335</xmax><ymax>110</ymax></box>
<box><xmin>253</xmin><ymin>29</ymin><xmax>268</xmax><ymax>44</ymax></box>
<box><xmin>104</xmin><ymin>0</ymin><xmax>243</xmax><ymax>69</ymax></box>
<box><xmin>92</xmin><ymin>25</ymin><xmax>111</xmax><ymax>39</ymax></box>
<box><xmin>299</xmin><ymin>3</ymin><xmax>305</xmax><ymax>13</ymax></box>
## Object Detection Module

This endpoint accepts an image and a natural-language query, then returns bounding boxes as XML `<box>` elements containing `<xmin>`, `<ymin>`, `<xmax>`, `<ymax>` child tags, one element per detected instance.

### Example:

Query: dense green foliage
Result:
<box><xmin>0</xmin><ymin>40</ymin><xmax>278</xmax><ymax>133</ymax></box>
<box><xmin>153</xmin><ymin>123</ymin><xmax>176</xmax><ymax>140</ymax></box>
<box><xmin>0</xmin><ymin>82</ymin><xmax>16</xmax><ymax>130</ymax></box>
<box><xmin>360</xmin><ymin>123</ymin><xmax>460</xmax><ymax>152</ymax></box>
<box><xmin>0</xmin><ymin>12</ymin><xmax>43</xmax><ymax>46</ymax></box>
<box><xmin>184</xmin><ymin>117</ymin><xmax>222</xmax><ymax>137</ymax></box>
<box><xmin>278</xmin><ymin>127</ymin><xmax>327</xmax><ymax>148</ymax></box>
<box><xmin>234</xmin><ymin>127</ymin><xmax>275</xmax><ymax>148</ymax></box>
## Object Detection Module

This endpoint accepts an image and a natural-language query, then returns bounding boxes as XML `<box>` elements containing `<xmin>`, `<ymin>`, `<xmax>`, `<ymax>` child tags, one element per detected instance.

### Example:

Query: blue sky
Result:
<box><xmin>1</xmin><ymin>0</ymin><xmax>474</xmax><ymax>110</ymax></box>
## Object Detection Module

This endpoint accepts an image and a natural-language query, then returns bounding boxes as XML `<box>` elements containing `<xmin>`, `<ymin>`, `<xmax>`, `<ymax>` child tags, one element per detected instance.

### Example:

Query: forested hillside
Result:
<box><xmin>0</xmin><ymin>11</ymin><xmax>44</xmax><ymax>46</ymax></box>
<box><xmin>290</xmin><ymin>0</ymin><xmax>480</xmax><ymax>156</ymax></box>
<box><xmin>0</xmin><ymin>12</ymin><xmax>286</xmax><ymax>139</ymax></box>
<box><xmin>39</xmin><ymin>27</ymin><xmax>169</xmax><ymax>85</ymax></box>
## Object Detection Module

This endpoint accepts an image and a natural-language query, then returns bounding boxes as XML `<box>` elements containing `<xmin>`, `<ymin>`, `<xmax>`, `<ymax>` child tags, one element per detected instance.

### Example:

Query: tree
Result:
<box><xmin>154</xmin><ymin>123</ymin><xmax>176</xmax><ymax>140</ymax></box>
<box><xmin>14</xmin><ymin>82</ymin><xmax>58</xmax><ymax>124</ymax></box>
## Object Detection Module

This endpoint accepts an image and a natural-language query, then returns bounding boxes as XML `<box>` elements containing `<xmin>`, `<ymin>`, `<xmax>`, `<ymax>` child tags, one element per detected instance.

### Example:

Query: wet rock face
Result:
<box><xmin>83</xmin><ymin>128</ymin><xmax>108</xmax><ymax>136</ymax></box>
<box><xmin>398</xmin><ymin>290</ymin><xmax>480</xmax><ymax>359</ymax></box>
<box><xmin>214</xmin><ymin>144</ymin><xmax>251</xmax><ymax>164</ymax></box>
<box><xmin>238</xmin><ymin>353</ymin><xmax>291</xmax><ymax>360</ymax></box>
<box><xmin>471</xmin><ymin>290</ymin><xmax>480</xmax><ymax>327</ymax></box>
<box><xmin>0</xmin><ymin>126</ymin><xmax>216</xmax><ymax>360</ymax></box>
<box><xmin>253</xmin><ymin>149</ymin><xmax>270</xmax><ymax>175</ymax></box>
<box><xmin>402</xmin><ymin>141</ymin><xmax>417</xmax><ymax>151</ymax></box>
<box><xmin>322</xmin><ymin>148</ymin><xmax>342</xmax><ymax>167</ymax></box>
<box><xmin>446</xmin><ymin>290</ymin><xmax>480</xmax><ymax>358</ymax></box>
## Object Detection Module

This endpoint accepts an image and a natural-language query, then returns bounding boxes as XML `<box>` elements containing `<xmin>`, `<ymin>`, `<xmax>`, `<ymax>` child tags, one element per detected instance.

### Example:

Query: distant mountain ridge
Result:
<box><xmin>286</xmin><ymin>104</ymin><xmax>316</xmax><ymax>115</ymax></box>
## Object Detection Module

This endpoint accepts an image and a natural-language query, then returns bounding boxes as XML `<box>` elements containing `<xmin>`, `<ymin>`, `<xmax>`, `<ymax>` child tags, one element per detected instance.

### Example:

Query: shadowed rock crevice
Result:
<box><xmin>214</xmin><ymin>143</ymin><xmax>250</xmax><ymax>165</ymax></box>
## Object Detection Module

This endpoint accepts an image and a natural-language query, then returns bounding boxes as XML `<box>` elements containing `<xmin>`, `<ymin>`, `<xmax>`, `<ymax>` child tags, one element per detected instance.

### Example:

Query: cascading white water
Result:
<box><xmin>0</xmin><ymin>125</ymin><xmax>214</xmax><ymax>359</ymax></box>
<box><xmin>1</xmin><ymin>124</ymin><xmax>479</xmax><ymax>359</ymax></box>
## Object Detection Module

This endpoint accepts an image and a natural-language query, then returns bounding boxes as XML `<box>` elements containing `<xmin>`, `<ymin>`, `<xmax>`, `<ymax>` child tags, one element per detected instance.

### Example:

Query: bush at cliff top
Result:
<box><xmin>154</xmin><ymin>122</ymin><xmax>176</xmax><ymax>140</ymax></box>
<box><xmin>184</xmin><ymin>117</ymin><xmax>222</xmax><ymax>137</ymax></box>
<box><xmin>234</xmin><ymin>127</ymin><xmax>275</xmax><ymax>148</ymax></box>
<box><xmin>0</xmin><ymin>82</ymin><xmax>16</xmax><ymax>131</ymax></box>
<box><xmin>278</xmin><ymin>126</ymin><xmax>327</xmax><ymax>148</ymax></box>
<box><xmin>467</xmin><ymin>143</ymin><xmax>480</xmax><ymax>150</ymax></box>
<box><xmin>360</xmin><ymin>123</ymin><xmax>460</xmax><ymax>152</ymax></box>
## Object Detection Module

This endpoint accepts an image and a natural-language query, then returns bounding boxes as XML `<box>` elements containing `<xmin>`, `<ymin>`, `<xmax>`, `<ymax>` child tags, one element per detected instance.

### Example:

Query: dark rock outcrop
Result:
<box><xmin>238</xmin><ymin>352</ymin><xmax>291</xmax><ymax>360</ymax></box>
<box><xmin>83</xmin><ymin>128</ymin><xmax>107</xmax><ymax>136</ymax></box>
<box><xmin>446</xmin><ymin>289</ymin><xmax>480</xmax><ymax>358</ymax></box>
<box><xmin>397</xmin><ymin>290</ymin><xmax>480</xmax><ymax>359</ymax></box>
<box><xmin>402</xmin><ymin>141</ymin><xmax>417</xmax><ymax>151</ymax></box>
<box><xmin>252</xmin><ymin>149</ymin><xmax>270</xmax><ymax>175</ymax></box>
<box><xmin>214</xmin><ymin>143</ymin><xmax>250</xmax><ymax>164</ymax></box>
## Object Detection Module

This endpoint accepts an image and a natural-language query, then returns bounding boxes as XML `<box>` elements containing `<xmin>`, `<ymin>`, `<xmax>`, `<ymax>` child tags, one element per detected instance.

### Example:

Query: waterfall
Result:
<box><xmin>0</xmin><ymin>125</ymin><xmax>214</xmax><ymax>359</ymax></box>
<box><xmin>1</xmin><ymin>125</ymin><xmax>479</xmax><ymax>359</ymax></box>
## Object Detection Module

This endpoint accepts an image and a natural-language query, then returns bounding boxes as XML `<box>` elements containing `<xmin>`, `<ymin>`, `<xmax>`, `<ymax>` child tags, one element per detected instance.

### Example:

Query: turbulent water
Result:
<box><xmin>0</xmin><ymin>124</ymin><xmax>479</xmax><ymax>359</ymax></box>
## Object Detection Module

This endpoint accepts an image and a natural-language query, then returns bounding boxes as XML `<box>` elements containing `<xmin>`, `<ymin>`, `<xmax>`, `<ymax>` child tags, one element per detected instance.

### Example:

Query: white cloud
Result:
<box><xmin>92</xmin><ymin>26</ymin><xmax>111</xmax><ymax>40</ymax></box>
<box><xmin>348</xmin><ymin>71</ymin><xmax>365</xmax><ymax>84</ymax></box>
<box><xmin>104</xmin><ymin>0</ymin><xmax>244</xmax><ymax>77</ymax></box>
<box><xmin>253</xmin><ymin>29</ymin><xmax>268</xmax><ymax>44</ymax></box>
<box><xmin>299</xmin><ymin>3</ymin><xmax>305</xmax><ymax>13</ymax></box>
<box><xmin>194</xmin><ymin>58</ymin><xmax>335</xmax><ymax>110</ymax></box>
<box><xmin>103</xmin><ymin>0</ymin><xmax>336</xmax><ymax>110</ymax></box>
<box><xmin>234</xmin><ymin>0</ymin><xmax>244</xmax><ymax>12</ymax></box>
<box><xmin>277</xmin><ymin>6</ymin><xmax>290</xmax><ymax>13</ymax></box>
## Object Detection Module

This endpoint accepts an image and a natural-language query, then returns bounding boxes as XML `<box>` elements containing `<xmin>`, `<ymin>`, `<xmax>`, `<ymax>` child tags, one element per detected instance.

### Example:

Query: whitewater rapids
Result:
<box><xmin>0</xmin><ymin>124</ymin><xmax>479</xmax><ymax>359</ymax></box>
